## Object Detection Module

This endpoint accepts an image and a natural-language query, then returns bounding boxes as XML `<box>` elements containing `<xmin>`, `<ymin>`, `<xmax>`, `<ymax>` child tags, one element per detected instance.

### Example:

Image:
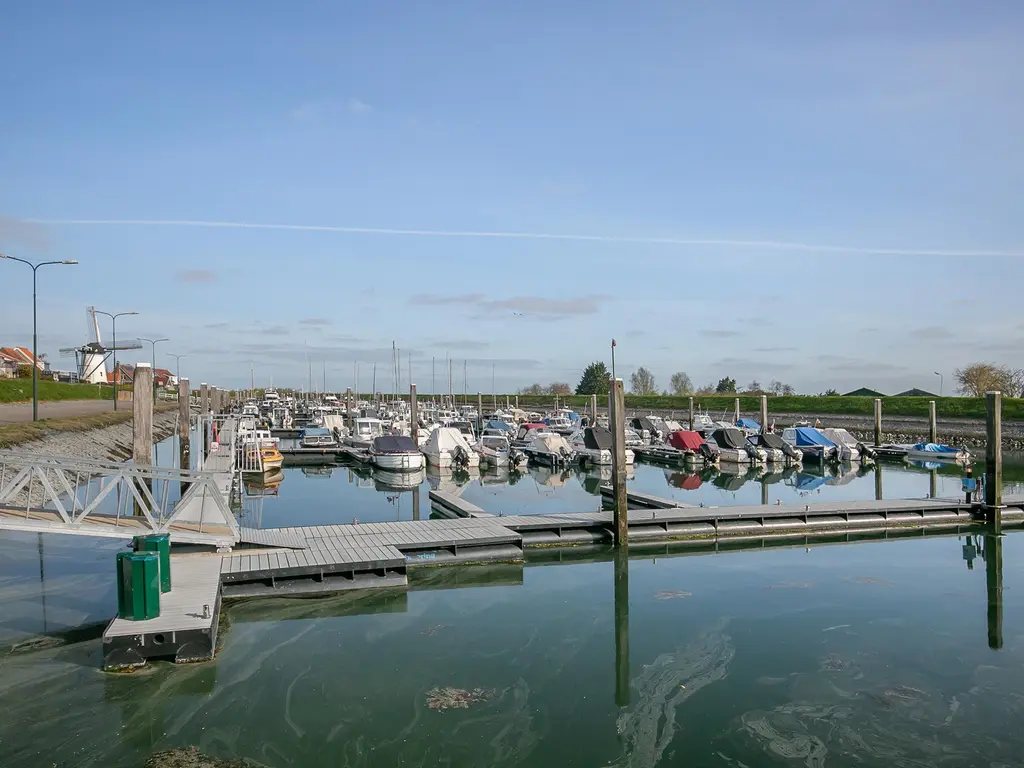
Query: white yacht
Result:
<box><xmin>422</xmin><ymin>427</ymin><xmax>480</xmax><ymax>469</ymax></box>
<box><xmin>345</xmin><ymin>417</ymin><xmax>386</xmax><ymax>450</ymax></box>
<box><xmin>370</xmin><ymin>435</ymin><xmax>425</xmax><ymax>471</ymax></box>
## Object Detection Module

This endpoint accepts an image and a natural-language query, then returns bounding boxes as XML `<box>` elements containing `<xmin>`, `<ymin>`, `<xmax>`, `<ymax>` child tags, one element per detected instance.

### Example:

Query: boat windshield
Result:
<box><xmin>482</xmin><ymin>436</ymin><xmax>508</xmax><ymax>449</ymax></box>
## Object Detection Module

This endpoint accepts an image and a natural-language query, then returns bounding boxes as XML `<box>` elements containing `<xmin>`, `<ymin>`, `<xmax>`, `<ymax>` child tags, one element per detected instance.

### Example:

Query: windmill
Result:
<box><xmin>59</xmin><ymin>307</ymin><xmax>142</xmax><ymax>384</ymax></box>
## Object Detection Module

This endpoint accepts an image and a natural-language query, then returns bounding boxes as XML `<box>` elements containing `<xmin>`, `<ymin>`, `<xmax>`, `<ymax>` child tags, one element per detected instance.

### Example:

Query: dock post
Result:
<box><xmin>760</xmin><ymin>395</ymin><xmax>768</xmax><ymax>433</ymax></box>
<box><xmin>200</xmin><ymin>383</ymin><xmax>209</xmax><ymax>416</ymax></box>
<box><xmin>613</xmin><ymin>547</ymin><xmax>630</xmax><ymax>707</ymax></box>
<box><xmin>873</xmin><ymin>398</ymin><xmax>882</xmax><ymax>447</ymax></box>
<box><xmin>688</xmin><ymin>397</ymin><xmax>694</xmax><ymax>431</ymax></box>
<box><xmin>734</xmin><ymin>398</ymin><xmax>740</xmax><ymax>424</ymax></box>
<box><xmin>177</xmin><ymin>378</ymin><xmax>191</xmax><ymax>471</ymax></box>
<box><xmin>985</xmin><ymin>390</ymin><xmax>1002</xmax><ymax>532</ymax></box>
<box><xmin>133</xmin><ymin>364</ymin><xmax>154</xmax><ymax>466</ymax></box>
<box><xmin>928</xmin><ymin>400</ymin><xmax>937</xmax><ymax>444</ymax></box>
<box><xmin>874</xmin><ymin>463</ymin><xmax>883</xmax><ymax>500</ymax></box>
<box><xmin>986</xmin><ymin>532</ymin><xmax>1003</xmax><ymax>649</ymax></box>
<box><xmin>610</xmin><ymin>378</ymin><xmax>628</xmax><ymax>547</ymax></box>
<box><xmin>410</xmin><ymin>384</ymin><xmax>418</xmax><ymax>444</ymax></box>
<box><xmin>591</xmin><ymin>393</ymin><xmax>598</xmax><ymax>425</ymax></box>
<box><xmin>477</xmin><ymin>391</ymin><xmax>483</xmax><ymax>432</ymax></box>
<box><xmin>210</xmin><ymin>386</ymin><xmax>219</xmax><ymax>415</ymax></box>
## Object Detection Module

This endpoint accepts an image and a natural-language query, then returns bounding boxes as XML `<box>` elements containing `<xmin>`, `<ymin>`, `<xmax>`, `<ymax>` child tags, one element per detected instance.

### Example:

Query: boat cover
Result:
<box><xmin>485</xmin><ymin>420</ymin><xmax>512</xmax><ymax>432</ymax></box>
<box><xmin>668</xmin><ymin>430</ymin><xmax>705</xmax><ymax>451</ymax></box>
<box><xmin>911</xmin><ymin>442</ymin><xmax>959</xmax><ymax>454</ymax></box>
<box><xmin>793</xmin><ymin>427</ymin><xmax>836</xmax><ymax>447</ymax></box>
<box><xmin>372</xmin><ymin>435</ymin><xmax>418</xmax><ymax>453</ymax></box>
<box><xmin>528</xmin><ymin>434</ymin><xmax>573</xmax><ymax>454</ymax></box>
<box><xmin>515</xmin><ymin>423</ymin><xmax>548</xmax><ymax>441</ymax></box>
<box><xmin>584</xmin><ymin>425</ymin><xmax>613</xmax><ymax>450</ymax></box>
<box><xmin>711</xmin><ymin>428</ymin><xmax>746</xmax><ymax>450</ymax></box>
<box><xmin>631</xmin><ymin>416</ymin><xmax>657</xmax><ymax>434</ymax></box>
<box><xmin>750</xmin><ymin>433</ymin><xmax>786</xmax><ymax>450</ymax></box>
<box><xmin>359</xmin><ymin>408</ymin><xmax>380</xmax><ymax>419</ymax></box>
<box><xmin>424</xmin><ymin>427</ymin><xmax>474</xmax><ymax>455</ymax></box>
<box><xmin>736</xmin><ymin>417</ymin><xmax>761</xmax><ymax>431</ymax></box>
<box><xmin>821</xmin><ymin>428</ymin><xmax>857</xmax><ymax>448</ymax></box>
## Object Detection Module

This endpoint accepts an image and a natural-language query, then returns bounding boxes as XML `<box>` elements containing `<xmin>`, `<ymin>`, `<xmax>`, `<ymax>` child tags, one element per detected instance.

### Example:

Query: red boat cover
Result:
<box><xmin>668</xmin><ymin>430</ymin><xmax>705</xmax><ymax>451</ymax></box>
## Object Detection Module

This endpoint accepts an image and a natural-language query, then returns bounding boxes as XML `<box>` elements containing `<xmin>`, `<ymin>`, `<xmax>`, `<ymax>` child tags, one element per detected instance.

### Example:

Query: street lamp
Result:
<box><xmin>168</xmin><ymin>353</ymin><xmax>187</xmax><ymax>383</ymax></box>
<box><xmin>0</xmin><ymin>254</ymin><xmax>78</xmax><ymax>421</ymax></box>
<box><xmin>94</xmin><ymin>309</ymin><xmax>139</xmax><ymax>410</ymax></box>
<box><xmin>934</xmin><ymin>371</ymin><xmax>944</xmax><ymax>397</ymax></box>
<box><xmin>140</xmin><ymin>338</ymin><xmax>170</xmax><ymax>394</ymax></box>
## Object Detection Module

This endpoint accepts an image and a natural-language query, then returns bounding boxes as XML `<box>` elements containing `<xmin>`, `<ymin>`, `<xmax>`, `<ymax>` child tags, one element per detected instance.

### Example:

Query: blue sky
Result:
<box><xmin>2</xmin><ymin>1</ymin><xmax>1022</xmax><ymax>395</ymax></box>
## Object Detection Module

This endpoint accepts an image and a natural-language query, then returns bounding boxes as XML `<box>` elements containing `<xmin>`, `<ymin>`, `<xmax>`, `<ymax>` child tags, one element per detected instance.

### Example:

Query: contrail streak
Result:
<box><xmin>26</xmin><ymin>218</ymin><xmax>1023</xmax><ymax>258</ymax></box>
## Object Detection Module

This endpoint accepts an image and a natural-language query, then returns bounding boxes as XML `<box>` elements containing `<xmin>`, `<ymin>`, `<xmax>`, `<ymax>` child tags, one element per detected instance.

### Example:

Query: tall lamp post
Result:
<box><xmin>168</xmin><ymin>353</ymin><xmax>187</xmax><ymax>383</ymax></box>
<box><xmin>0</xmin><ymin>254</ymin><xmax>78</xmax><ymax>421</ymax></box>
<box><xmin>934</xmin><ymin>371</ymin><xmax>944</xmax><ymax>397</ymax></box>
<box><xmin>140</xmin><ymin>338</ymin><xmax>170</xmax><ymax>395</ymax></box>
<box><xmin>94</xmin><ymin>310</ymin><xmax>138</xmax><ymax>410</ymax></box>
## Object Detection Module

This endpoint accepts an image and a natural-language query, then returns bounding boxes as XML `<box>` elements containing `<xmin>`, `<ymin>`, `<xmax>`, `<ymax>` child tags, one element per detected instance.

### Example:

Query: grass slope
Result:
<box><xmin>0</xmin><ymin>378</ymin><xmax>115</xmax><ymax>404</ymax></box>
<box><xmin>0</xmin><ymin>404</ymin><xmax>176</xmax><ymax>448</ymax></box>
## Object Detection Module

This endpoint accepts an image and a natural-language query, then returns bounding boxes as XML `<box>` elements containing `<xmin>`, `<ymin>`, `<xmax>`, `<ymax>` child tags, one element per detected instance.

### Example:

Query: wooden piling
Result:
<box><xmin>928</xmin><ymin>400</ymin><xmax>937</xmax><ymax>444</ymax></box>
<box><xmin>609</xmin><ymin>378</ymin><xmax>628</xmax><ymax>547</ymax></box>
<box><xmin>985</xmin><ymin>390</ymin><xmax>1002</xmax><ymax>531</ymax></box>
<box><xmin>410</xmin><ymin>384</ymin><xmax>419</xmax><ymax>444</ymax></box>
<box><xmin>733</xmin><ymin>398</ymin><xmax>740</xmax><ymax>424</ymax></box>
<box><xmin>986</xmin><ymin>533</ymin><xmax>1003</xmax><ymax>650</ymax></box>
<box><xmin>200</xmin><ymin>383</ymin><xmax>209</xmax><ymax>415</ymax></box>
<box><xmin>177</xmin><ymin>378</ymin><xmax>191</xmax><ymax>472</ymax></box>
<box><xmin>477</xmin><ymin>392</ymin><xmax>483</xmax><ymax>433</ymax></box>
<box><xmin>133</xmin><ymin>364</ymin><xmax>154</xmax><ymax>466</ymax></box>
<box><xmin>210</xmin><ymin>386</ymin><xmax>219</xmax><ymax>415</ymax></box>
<box><xmin>760</xmin><ymin>395</ymin><xmax>768</xmax><ymax>433</ymax></box>
<box><xmin>688</xmin><ymin>397</ymin><xmax>694</xmax><ymax>431</ymax></box>
<box><xmin>591</xmin><ymin>393</ymin><xmax>598</xmax><ymax>425</ymax></box>
<box><xmin>873</xmin><ymin>398</ymin><xmax>882</xmax><ymax>447</ymax></box>
<box><xmin>613</xmin><ymin>547</ymin><xmax>630</xmax><ymax>707</ymax></box>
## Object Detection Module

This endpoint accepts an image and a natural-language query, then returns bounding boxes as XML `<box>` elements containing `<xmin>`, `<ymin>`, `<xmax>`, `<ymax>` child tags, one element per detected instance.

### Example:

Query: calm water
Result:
<box><xmin>2</xmin><ymin>439</ymin><xmax>1024</xmax><ymax>766</ymax></box>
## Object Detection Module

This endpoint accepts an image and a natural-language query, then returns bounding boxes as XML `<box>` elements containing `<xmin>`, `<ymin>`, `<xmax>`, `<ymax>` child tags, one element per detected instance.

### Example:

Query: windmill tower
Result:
<box><xmin>59</xmin><ymin>307</ymin><xmax>141</xmax><ymax>384</ymax></box>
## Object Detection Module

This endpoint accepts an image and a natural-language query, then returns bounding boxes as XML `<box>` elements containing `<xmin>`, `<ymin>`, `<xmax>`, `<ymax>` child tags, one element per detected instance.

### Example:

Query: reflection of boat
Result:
<box><xmin>244</xmin><ymin>468</ymin><xmax>284</xmax><ymax>495</ymax></box>
<box><xmin>712</xmin><ymin>467</ymin><xmax>747</xmax><ymax>491</ymax></box>
<box><xmin>370</xmin><ymin>435</ymin><xmax>424</xmax><ymax>471</ymax></box>
<box><xmin>425</xmin><ymin>465</ymin><xmax>475</xmax><ymax>494</ymax></box>
<box><xmin>301</xmin><ymin>465</ymin><xmax>335</xmax><ymax>478</ymax></box>
<box><xmin>577</xmin><ymin>465</ymin><xmax>636</xmax><ymax>493</ymax></box>
<box><xmin>789</xmin><ymin>470</ymin><xmax>828</xmax><ymax>492</ymax></box>
<box><xmin>372</xmin><ymin>467</ymin><xmax>425</xmax><ymax>491</ymax></box>
<box><xmin>529</xmin><ymin>465</ymin><xmax>574</xmax><ymax>488</ymax></box>
<box><xmin>761</xmin><ymin>465</ymin><xmax>797</xmax><ymax>485</ymax></box>
<box><xmin>665</xmin><ymin>470</ymin><xmax>703</xmax><ymax>490</ymax></box>
<box><xmin>825</xmin><ymin>464</ymin><xmax>863</xmax><ymax>486</ymax></box>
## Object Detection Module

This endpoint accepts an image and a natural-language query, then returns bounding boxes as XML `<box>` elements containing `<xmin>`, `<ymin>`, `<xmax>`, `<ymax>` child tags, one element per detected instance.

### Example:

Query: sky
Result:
<box><xmin>1</xmin><ymin>0</ymin><xmax>1022</xmax><ymax>396</ymax></box>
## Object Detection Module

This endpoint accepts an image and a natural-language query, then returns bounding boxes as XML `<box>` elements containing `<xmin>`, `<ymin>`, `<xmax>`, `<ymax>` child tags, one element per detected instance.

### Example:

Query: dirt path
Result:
<box><xmin>0</xmin><ymin>399</ymin><xmax>126</xmax><ymax>424</ymax></box>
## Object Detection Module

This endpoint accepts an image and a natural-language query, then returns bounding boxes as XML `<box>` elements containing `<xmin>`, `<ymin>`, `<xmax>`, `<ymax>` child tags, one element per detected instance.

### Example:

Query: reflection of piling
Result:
<box><xmin>610</xmin><ymin>378</ymin><xmax>628</xmax><ymax>547</ymax></box>
<box><xmin>761</xmin><ymin>480</ymin><xmax>768</xmax><ymax>505</ymax></box>
<box><xmin>688</xmin><ymin>397</ymin><xmax>694</xmax><ymax>431</ymax></box>
<box><xmin>985</xmin><ymin>532</ymin><xmax>1003</xmax><ymax>650</ymax></box>
<box><xmin>929</xmin><ymin>468</ymin><xmax>937</xmax><ymax>499</ymax></box>
<box><xmin>874</xmin><ymin>463</ymin><xmax>883</xmax><ymax>500</ymax></box>
<box><xmin>614</xmin><ymin>548</ymin><xmax>630</xmax><ymax>707</ymax></box>
<box><xmin>412</xmin><ymin>486</ymin><xmax>420</xmax><ymax>521</ymax></box>
<box><xmin>760</xmin><ymin>395</ymin><xmax>768</xmax><ymax>433</ymax></box>
<box><xmin>985</xmin><ymin>391</ymin><xmax>1002</xmax><ymax>532</ymax></box>
<box><xmin>873</xmin><ymin>398</ymin><xmax>882</xmax><ymax>447</ymax></box>
<box><xmin>928</xmin><ymin>400</ymin><xmax>937</xmax><ymax>444</ymax></box>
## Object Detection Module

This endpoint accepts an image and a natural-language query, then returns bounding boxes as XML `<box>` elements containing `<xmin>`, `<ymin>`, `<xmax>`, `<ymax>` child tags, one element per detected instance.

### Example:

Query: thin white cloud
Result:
<box><xmin>26</xmin><ymin>218</ymin><xmax>1024</xmax><ymax>258</ymax></box>
<box><xmin>348</xmin><ymin>98</ymin><xmax>372</xmax><ymax>115</ymax></box>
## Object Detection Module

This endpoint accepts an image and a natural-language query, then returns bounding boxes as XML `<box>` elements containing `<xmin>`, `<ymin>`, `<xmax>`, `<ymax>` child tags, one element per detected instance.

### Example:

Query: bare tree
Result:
<box><xmin>546</xmin><ymin>382</ymin><xmax>571</xmax><ymax>395</ymax></box>
<box><xmin>669</xmin><ymin>371</ymin><xmax>693</xmax><ymax>395</ymax></box>
<box><xmin>954</xmin><ymin>362</ymin><xmax>1022</xmax><ymax>397</ymax></box>
<box><xmin>630</xmin><ymin>366</ymin><xmax>658</xmax><ymax>395</ymax></box>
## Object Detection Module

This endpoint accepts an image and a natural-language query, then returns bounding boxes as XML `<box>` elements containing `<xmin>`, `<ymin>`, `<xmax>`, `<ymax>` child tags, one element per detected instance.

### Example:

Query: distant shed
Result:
<box><xmin>843</xmin><ymin>387</ymin><xmax>887</xmax><ymax>397</ymax></box>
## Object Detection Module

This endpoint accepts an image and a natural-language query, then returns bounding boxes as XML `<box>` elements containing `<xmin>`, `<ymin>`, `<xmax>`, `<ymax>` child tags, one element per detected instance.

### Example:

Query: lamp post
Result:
<box><xmin>0</xmin><ymin>254</ymin><xmax>78</xmax><ymax>421</ymax></box>
<box><xmin>934</xmin><ymin>371</ymin><xmax>944</xmax><ymax>397</ymax></box>
<box><xmin>94</xmin><ymin>310</ymin><xmax>138</xmax><ymax>410</ymax></box>
<box><xmin>140</xmin><ymin>338</ymin><xmax>170</xmax><ymax>395</ymax></box>
<box><xmin>168</xmin><ymin>353</ymin><xmax>187</xmax><ymax>383</ymax></box>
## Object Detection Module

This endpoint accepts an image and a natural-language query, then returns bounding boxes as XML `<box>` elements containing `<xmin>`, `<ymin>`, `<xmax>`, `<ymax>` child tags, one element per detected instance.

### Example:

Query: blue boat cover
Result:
<box><xmin>793</xmin><ymin>427</ymin><xmax>836</xmax><ymax>447</ymax></box>
<box><xmin>736</xmin><ymin>418</ymin><xmax>761</xmax><ymax>430</ymax></box>
<box><xmin>911</xmin><ymin>442</ymin><xmax>958</xmax><ymax>454</ymax></box>
<box><xmin>485</xmin><ymin>420</ymin><xmax>512</xmax><ymax>432</ymax></box>
<box><xmin>568</xmin><ymin>411</ymin><xmax>580</xmax><ymax>422</ymax></box>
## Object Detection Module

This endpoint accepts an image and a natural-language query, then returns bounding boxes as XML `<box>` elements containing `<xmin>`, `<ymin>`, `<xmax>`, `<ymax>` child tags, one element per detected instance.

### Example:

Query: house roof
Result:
<box><xmin>892</xmin><ymin>388</ymin><xmax>938</xmax><ymax>398</ymax></box>
<box><xmin>0</xmin><ymin>347</ymin><xmax>37</xmax><ymax>365</ymax></box>
<box><xmin>842</xmin><ymin>387</ymin><xmax>887</xmax><ymax>397</ymax></box>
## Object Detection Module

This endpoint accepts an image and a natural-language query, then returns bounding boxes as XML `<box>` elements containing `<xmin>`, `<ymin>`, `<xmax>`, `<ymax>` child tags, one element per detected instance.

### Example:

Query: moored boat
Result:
<box><xmin>709</xmin><ymin>428</ymin><xmax>764</xmax><ymax>464</ymax></box>
<box><xmin>423</xmin><ymin>427</ymin><xmax>480</xmax><ymax>469</ymax></box>
<box><xmin>569</xmin><ymin>425</ymin><xmax>635</xmax><ymax>466</ymax></box>
<box><xmin>747</xmin><ymin>432</ymin><xmax>802</xmax><ymax>464</ymax></box>
<box><xmin>522</xmin><ymin>432</ymin><xmax>576</xmax><ymax>466</ymax></box>
<box><xmin>370</xmin><ymin>435</ymin><xmax>424</xmax><ymax>471</ymax></box>
<box><xmin>780</xmin><ymin>426</ymin><xmax>839</xmax><ymax>464</ymax></box>
<box><xmin>820</xmin><ymin>428</ymin><xmax>876</xmax><ymax>462</ymax></box>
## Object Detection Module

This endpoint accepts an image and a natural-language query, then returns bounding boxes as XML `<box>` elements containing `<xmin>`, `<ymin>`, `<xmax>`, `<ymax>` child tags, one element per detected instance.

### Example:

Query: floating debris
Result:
<box><xmin>144</xmin><ymin>746</ymin><xmax>269</xmax><ymax>767</ymax></box>
<box><xmin>845</xmin><ymin>576</ymin><xmax>895</xmax><ymax>587</ymax></box>
<box><xmin>420</xmin><ymin>624</ymin><xmax>449</xmax><ymax>636</ymax></box>
<box><xmin>425</xmin><ymin>686</ymin><xmax>495</xmax><ymax>711</ymax></box>
<box><xmin>653</xmin><ymin>590</ymin><xmax>693</xmax><ymax>600</ymax></box>
<box><xmin>821</xmin><ymin>654</ymin><xmax>846</xmax><ymax>672</ymax></box>
<box><xmin>762</xmin><ymin>581</ymin><xmax>814</xmax><ymax>590</ymax></box>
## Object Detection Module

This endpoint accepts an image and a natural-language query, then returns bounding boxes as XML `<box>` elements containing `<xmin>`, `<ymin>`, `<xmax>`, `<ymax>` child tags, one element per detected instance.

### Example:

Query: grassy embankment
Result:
<box><xmin>0</xmin><ymin>379</ymin><xmax>116</xmax><ymax>403</ymax></box>
<box><xmin>0</xmin><ymin>403</ymin><xmax>176</xmax><ymax>448</ymax></box>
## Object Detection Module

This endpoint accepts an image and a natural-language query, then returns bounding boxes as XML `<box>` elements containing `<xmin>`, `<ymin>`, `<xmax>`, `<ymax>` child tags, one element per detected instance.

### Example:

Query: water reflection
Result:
<box><xmin>985</xmin><ymin>533</ymin><xmax>1003</xmax><ymax>650</ymax></box>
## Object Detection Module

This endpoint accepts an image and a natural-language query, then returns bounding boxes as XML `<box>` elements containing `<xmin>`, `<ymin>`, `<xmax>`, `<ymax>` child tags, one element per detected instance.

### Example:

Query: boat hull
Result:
<box><xmin>424</xmin><ymin>451</ymin><xmax>480</xmax><ymax>468</ymax></box>
<box><xmin>371</xmin><ymin>451</ymin><xmax>425</xmax><ymax>471</ymax></box>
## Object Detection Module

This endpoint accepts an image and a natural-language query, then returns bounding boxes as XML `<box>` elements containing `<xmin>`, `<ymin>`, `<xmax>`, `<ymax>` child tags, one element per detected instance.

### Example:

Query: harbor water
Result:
<box><xmin>2</xmin><ymin>438</ymin><xmax>1023</xmax><ymax>766</ymax></box>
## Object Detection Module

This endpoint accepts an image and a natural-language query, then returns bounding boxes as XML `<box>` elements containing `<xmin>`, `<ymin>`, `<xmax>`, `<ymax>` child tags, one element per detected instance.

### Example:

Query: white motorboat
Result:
<box><xmin>512</xmin><ymin>422</ymin><xmax>554</xmax><ymax>448</ymax></box>
<box><xmin>477</xmin><ymin>432</ymin><xmax>525</xmax><ymax>469</ymax></box>
<box><xmin>708</xmin><ymin>428</ymin><xmax>764</xmax><ymax>464</ymax></box>
<box><xmin>901</xmin><ymin>442</ymin><xmax>971</xmax><ymax>463</ymax></box>
<box><xmin>624</xmin><ymin>428</ymin><xmax>644</xmax><ymax>449</ymax></box>
<box><xmin>522</xmin><ymin>432</ymin><xmax>576</xmax><ymax>466</ymax></box>
<box><xmin>299</xmin><ymin>427</ymin><xmax>338</xmax><ymax>449</ymax></box>
<box><xmin>345</xmin><ymin>417</ymin><xmax>386</xmax><ymax>450</ymax></box>
<box><xmin>747</xmin><ymin>432</ymin><xmax>802</xmax><ymax>464</ymax></box>
<box><xmin>370</xmin><ymin>435</ymin><xmax>425</xmax><ymax>471</ymax></box>
<box><xmin>820</xmin><ymin>428</ymin><xmax>876</xmax><ymax>462</ymax></box>
<box><xmin>569</xmin><ymin>425</ymin><xmax>635</xmax><ymax>466</ymax></box>
<box><xmin>422</xmin><ymin>427</ymin><xmax>480</xmax><ymax>469</ymax></box>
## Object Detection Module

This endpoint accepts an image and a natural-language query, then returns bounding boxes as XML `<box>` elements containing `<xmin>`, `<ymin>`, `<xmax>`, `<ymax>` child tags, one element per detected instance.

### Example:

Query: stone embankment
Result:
<box><xmin>13</xmin><ymin>410</ymin><xmax>179</xmax><ymax>461</ymax></box>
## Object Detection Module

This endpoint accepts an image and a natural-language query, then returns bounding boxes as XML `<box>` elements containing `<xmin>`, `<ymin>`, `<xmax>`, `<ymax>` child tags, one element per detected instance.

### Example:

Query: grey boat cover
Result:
<box><xmin>584</xmin><ymin>425</ymin><xmax>613</xmax><ymax>450</ymax></box>
<box><xmin>372</xmin><ymin>435</ymin><xmax>418</xmax><ymax>453</ymax></box>
<box><xmin>750</xmin><ymin>433</ymin><xmax>786</xmax><ymax>451</ymax></box>
<box><xmin>631</xmin><ymin>416</ymin><xmax>657</xmax><ymax>434</ymax></box>
<box><xmin>711</xmin><ymin>428</ymin><xmax>746</xmax><ymax>450</ymax></box>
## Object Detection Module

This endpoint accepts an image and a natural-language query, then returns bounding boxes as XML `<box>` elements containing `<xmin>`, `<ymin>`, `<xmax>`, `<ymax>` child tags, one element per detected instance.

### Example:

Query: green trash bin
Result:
<box><xmin>134</xmin><ymin>533</ymin><xmax>172</xmax><ymax>593</ymax></box>
<box><xmin>115</xmin><ymin>551</ymin><xmax>161</xmax><ymax>620</ymax></box>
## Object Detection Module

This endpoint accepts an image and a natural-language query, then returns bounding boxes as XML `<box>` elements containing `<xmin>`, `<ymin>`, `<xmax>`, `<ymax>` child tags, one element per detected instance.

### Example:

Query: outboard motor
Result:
<box><xmin>744</xmin><ymin>444</ymin><xmax>761</xmax><ymax>462</ymax></box>
<box><xmin>452</xmin><ymin>445</ymin><xmax>470</xmax><ymax>470</ymax></box>
<box><xmin>699</xmin><ymin>442</ymin><xmax>719</xmax><ymax>463</ymax></box>
<box><xmin>782</xmin><ymin>442</ymin><xmax>802</xmax><ymax>461</ymax></box>
<box><xmin>857</xmin><ymin>442</ymin><xmax>876</xmax><ymax>460</ymax></box>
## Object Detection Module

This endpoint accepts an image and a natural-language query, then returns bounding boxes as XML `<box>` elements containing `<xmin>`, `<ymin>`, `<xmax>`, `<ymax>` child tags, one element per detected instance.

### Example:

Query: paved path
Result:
<box><xmin>0</xmin><ymin>399</ymin><xmax>124</xmax><ymax>424</ymax></box>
